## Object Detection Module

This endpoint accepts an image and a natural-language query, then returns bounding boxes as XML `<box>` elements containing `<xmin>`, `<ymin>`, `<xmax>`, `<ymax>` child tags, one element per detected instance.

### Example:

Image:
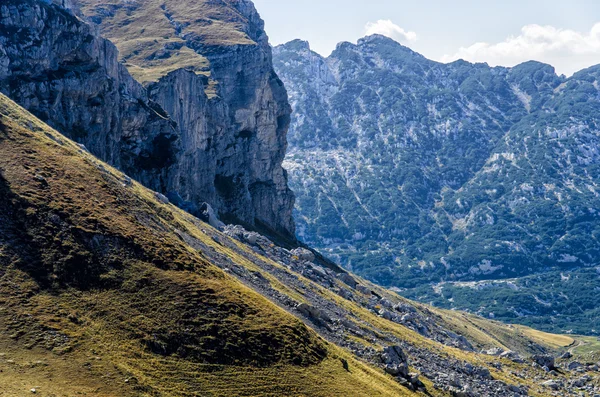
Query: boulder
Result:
<box><xmin>401</xmin><ymin>313</ymin><xmax>416</xmax><ymax>323</ymax></box>
<box><xmin>198</xmin><ymin>202</ymin><xmax>225</xmax><ymax>230</ymax></box>
<box><xmin>561</xmin><ymin>351</ymin><xmax>573</xmax><ymax>359</ymax></box>
<box><xmin>379</xmin><ymin>298</ymin><xmax>393</xmax><ymax>309</ymax></box>
<box><xmin>381</xmin><ymin>345</ymin><xmax>409</xmax><ymax>378</ymax></box>
<box><xmin>567</xmin><ymin>361</ymin><xmax>583</xmax><ymax>371</ymax></box>
<box><xmin>296</xmin><ymin>303</ymin><xmax>331</xmax><ymax>323</ymax></box>
<box><xmin>337</xmin><ymin>288</ymin><xmax>354</xmax><ymax>300</ymax></box>
<box><xmin>291</xmin><ymin>248</ymin><xmax>315</xmax><ymax>262</ymax></box>
<box><xmin>155</xmin><ymin>192</ymin><xmax>170</xmax><ymax>204</ymax></box>
<box><xmin>541</xmin><ymin>380</ymin><xmax>560</xmax><ymax>390</ymax></box>
<box><xmin>499</xmin><ymin>350</ymin><xmax>525</xmax><ymax>363</ymax></box>
<box><xmin>532</xmin><ymin>354</ymin><xmax>555</xmax><ymax>369</ymax></box>
<box><xmin>338</xmin><ymin>273</ymin><xmax>357</xmax><ymax>289</ymax></box>
<box><xmin>243</xmin><ymin>232</ymin><xmax>261</xmax><ymax>245</ymax></box>
<box><xmin>357</xmin><ymin>285</ymin><xmax>372</xmax><ymax>295</ymax></box>
<box><xmin>483</xmin><ymin>347</ymin><xmax>504</xmax><ymax>356</ymax></box>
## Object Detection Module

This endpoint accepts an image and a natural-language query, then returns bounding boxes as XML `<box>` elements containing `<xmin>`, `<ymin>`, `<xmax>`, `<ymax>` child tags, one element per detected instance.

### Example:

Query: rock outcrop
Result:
<box><xmin>0</xmin><ymin>0</ymin><xmax>295</xmax><ymax>238</ymax></box>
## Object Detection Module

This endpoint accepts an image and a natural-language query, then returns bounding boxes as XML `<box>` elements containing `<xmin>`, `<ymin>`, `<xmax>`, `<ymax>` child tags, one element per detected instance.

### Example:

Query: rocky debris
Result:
<box><xmin>198</xmin><ymin>203</ymin><xmax>225</xmax><ymax>230</ymax></box>
<box><xmin>291</xmin><ymin>248</ymin><xmax>315</xmax><ymax>262</ymax></box>
<box><xmin>571</xmin><ymin>375</ymin><xmax>592</xmax><ymax>387</ymax></box>
<box><xmin>381</xmin><ymin>345</ymin><xmax>409</xmax><ymax>378</ymax></box>
<box><xmin>223</xmin><ymin>225</ymin><xmax>273</xmax><ymax>248</ymax></box>
<box><xmin>175</xmin><ymin>222</ymin><xmax>588</xmax><ymax>397</ymax></box>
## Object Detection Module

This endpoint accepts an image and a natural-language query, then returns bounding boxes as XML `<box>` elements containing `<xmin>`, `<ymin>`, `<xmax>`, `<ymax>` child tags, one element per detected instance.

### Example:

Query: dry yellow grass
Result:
<box><xmin>76</xmin><ymin>0</ymin><xmax>256</xmax><ymax>84</ymax></box>
<box><xmin>514</xmin><ymin>326</ymin><xmax>575</xmax><ymax>349</ymax></box>
<box><xmin>0</xmin><ymin>93</ymin><xmax>426</xmax><ymax>396</ymax></box>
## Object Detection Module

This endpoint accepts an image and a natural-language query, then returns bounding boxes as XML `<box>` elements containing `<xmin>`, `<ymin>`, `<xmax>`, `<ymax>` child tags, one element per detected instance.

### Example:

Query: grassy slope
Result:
<box><xmin>76</xmin><ymin>0</ymin><xmax>254</xmax><ymax>84</ymax></box>
<box><xmin>0</xmin><ymin>93</ymin><xmax>414</xmax><ymax>397</ymax></box>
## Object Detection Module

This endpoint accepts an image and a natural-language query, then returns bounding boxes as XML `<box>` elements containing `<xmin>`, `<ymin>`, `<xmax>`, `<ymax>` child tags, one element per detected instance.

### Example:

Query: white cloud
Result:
<box><xmin>441</xmin><ymin>23</ymin><xmax>600</xmax><ymax>76</ymax></box>
<box><xmin>365</xmin><ymin>20</ymin><xmax>417</xmax><ymax>44</ymax></box>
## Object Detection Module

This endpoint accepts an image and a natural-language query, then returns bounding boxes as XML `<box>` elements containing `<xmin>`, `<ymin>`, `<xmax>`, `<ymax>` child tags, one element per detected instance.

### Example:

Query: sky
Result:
<box><xmin>252</xmin><ymin>0</ymin><xmax>600</xmax><ymax>76</ymax></box>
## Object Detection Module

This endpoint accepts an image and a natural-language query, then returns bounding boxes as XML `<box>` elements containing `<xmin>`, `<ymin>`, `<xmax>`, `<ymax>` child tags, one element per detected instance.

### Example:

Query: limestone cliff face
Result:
<box><xmin>0</xmin><ymin>0</ymin><xmax>179</xmax><ymax>192</ymax></box>
<box><xmin>0</xmin><ymin>0</ymin><xmax>295</xmax><ymax>238</ymax></box>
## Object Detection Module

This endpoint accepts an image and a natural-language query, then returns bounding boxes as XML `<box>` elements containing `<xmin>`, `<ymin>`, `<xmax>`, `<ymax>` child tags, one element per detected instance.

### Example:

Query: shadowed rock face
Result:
<box><xmin>0</xmin><ymin>0</ymin><xmax>295</xmax><ymax>239</ymax></box>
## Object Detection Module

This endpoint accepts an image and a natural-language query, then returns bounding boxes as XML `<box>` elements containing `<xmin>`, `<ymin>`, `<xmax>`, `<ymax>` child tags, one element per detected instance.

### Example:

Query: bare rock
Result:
<box><xmin>291</xmin><ymin>248</ymin><xmax>315</xmax><ymax>262</ymax></box>
<box><xmin>381</xmin><ymin>345</ymin><xmax>409</xmax><ymax>378</ymax></box>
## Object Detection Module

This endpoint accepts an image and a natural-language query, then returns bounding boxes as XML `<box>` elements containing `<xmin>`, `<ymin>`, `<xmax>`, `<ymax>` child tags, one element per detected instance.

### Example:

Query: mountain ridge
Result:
<box><xmin>274</xmin><ymin>36</ymin><xmax>600</xmax><ymax>334</ymax></box>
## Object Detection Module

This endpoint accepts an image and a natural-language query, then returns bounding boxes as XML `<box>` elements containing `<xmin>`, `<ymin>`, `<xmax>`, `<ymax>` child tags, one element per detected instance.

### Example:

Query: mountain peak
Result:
<box><xmin>356</xmin><ymin>34</ymin><xmax>425</xmax><ymax>59</ymax></box>
<box><xmin>278</xmin><ymin>39</ymin><xmax>312</xmax><ymax>52</ymax></box>
<box><xmin>358</xmin><ymin>33</ymin><xmax>400</xmax><ymax>45</ymax></box>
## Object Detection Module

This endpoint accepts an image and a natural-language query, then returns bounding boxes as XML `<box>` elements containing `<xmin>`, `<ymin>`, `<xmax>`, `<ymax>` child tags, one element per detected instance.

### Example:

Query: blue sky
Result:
<box><xmin>253</xmin><ymin>0</ymin><xmax>600</xmax><ymax>75</ymax></box>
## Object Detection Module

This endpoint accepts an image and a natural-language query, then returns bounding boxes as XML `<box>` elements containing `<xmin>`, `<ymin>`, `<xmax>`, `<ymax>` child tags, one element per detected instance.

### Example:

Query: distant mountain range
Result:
<box><xmin>274</xmin><ymin>35</ymin><xmax>600</xmax><ymax>335</ymax></box>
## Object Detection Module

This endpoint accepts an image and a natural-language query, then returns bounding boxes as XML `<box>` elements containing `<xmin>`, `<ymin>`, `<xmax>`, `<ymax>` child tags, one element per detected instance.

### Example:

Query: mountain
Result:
<box><xmin>273</xmin><ymin>36</ymin><xmax>600</xmax><ymax>334</ymax></box>
<box><xmin>1</xmin><ymin>2</ymin><xmax>599</xmax><ymax>394</ymax></box>
<box><xmin>1</xmin><ymin>89</ymin><xmax>597</xmax><ymax>396</ymax></box>
<box><xmin>0</xmin><ymin>0</ymin><xmax>295</xmax><ymax>239</ymax></box>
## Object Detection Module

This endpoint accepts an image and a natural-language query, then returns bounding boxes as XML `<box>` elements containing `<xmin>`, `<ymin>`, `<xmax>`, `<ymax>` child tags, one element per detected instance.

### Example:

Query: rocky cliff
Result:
<box><xmin>0</xmin><ymin>0</ymin><xmax>295</xmax><ymax>238</ymax></box>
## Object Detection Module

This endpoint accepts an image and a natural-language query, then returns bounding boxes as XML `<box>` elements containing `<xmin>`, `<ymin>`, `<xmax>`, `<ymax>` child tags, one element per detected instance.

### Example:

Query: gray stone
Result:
<box><xmin>291</xmin><ymin>248</ymin><xmax>315</xmax><ymax>262</ymax></box>
<box><xmin>483</xmin><ymin>347</ymin><xmax>504</xmax><ymax>356</ymax></box>
<box><xmin>198</xmin><ymin>202</ymin><xmax>225</xmax><ymax>230</ymax></box>
<box><xmin>381</xmin><ymin>345</ymin><xmax>409</xmax><ymax>378</ymax></box>
<box><xmin>296</xmin><ymin>303</ymin><xmax>331</xmax><ymax>323</ymax></box>
<box><xmin>541</xmin><ymin>380</ymin><xmax>560</xmax><ymax>390</ymax></box>
<box><xmin>0</xmin><ymin>0</ymin><xmax>296</xmax><ymax>239</ymax></box>
<box><xmin>532</xmin><ymin>354</ymin><xmax>555</xmax><ymax>369</ymax></box>
<box><xmin>155</xmin><ymin>192</ymin><xmax>170</xmax><ymax>205</ymax></box>
<box><xmin>357</xmin><ymin>285</ymin><xmax>372</xmax><ymax>295</ymax></box>
<box><xmin>499</xmin><ymin>350</ymin><xmax>525</xmax><ymax>363</ymax></box>
<box><xmin>561</xmin><ymin>351</ymin><xmax>573</xmax><ymax>359</ymax></box>
<box><xmin>568</xmin><ymin>361</ymin><xmax>584</xmax><ymax>371</ymax></box>
<box><xmin>338</xmin><ymin>273</ymin><xmax>358</xmax><ymax>289</ymax></box>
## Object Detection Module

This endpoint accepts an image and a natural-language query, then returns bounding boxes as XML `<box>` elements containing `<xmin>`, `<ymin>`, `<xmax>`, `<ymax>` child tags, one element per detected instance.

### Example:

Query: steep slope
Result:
<box><xmin>1</xmin><ymin>92</ymin><xmax>598</xmax><ymax>396</ymax></box>
<box><xmin>0</xmin><ymin>0</ymin><xmax>295</xmax><ymax>239</ymax></box>
<box><xmin>274</xmin><ymin>37</ymin><xmax>600</xmax><ymax>334</ymax></box>
<box><xmin>0</xmin><ymin>92</ymin><xmax>409</xmax><ymax>397</ymax></box>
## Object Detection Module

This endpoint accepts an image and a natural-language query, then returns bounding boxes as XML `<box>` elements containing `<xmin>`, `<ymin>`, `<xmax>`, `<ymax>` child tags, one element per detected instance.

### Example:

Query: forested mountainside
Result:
<box><xmin>1</xmin><ymin>90</ymin><xmax>598</xmax><ymax>396</ymax></box>
<box><xmin>274</xmin><ymin>36</ymin><xmax>600</xmax><ymax>334</ymax></box>
<box><xmin>0</xmin><ymin>0</ymin><xmax>295</xmax><ymax>239</ymax></box>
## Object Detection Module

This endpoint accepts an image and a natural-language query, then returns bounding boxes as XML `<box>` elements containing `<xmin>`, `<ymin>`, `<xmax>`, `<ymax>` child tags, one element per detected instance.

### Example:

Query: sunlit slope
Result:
<box><xmin>75</xmin><ymin>0</ymin><xmax>255</xmax><ymax>84</ymax></box>
<box><xmin>0</xmin><ymin>93</ymin><xmax>415</xmax><ymax>397</ymax></box>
